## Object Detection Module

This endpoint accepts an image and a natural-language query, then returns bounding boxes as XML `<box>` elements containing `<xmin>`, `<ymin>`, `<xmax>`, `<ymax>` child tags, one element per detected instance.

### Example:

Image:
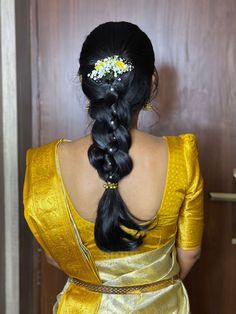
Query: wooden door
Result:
<box><xmin>28</xmin><ymin>0</ymin><xmax>236</xmax><ymax>313</ymax></box>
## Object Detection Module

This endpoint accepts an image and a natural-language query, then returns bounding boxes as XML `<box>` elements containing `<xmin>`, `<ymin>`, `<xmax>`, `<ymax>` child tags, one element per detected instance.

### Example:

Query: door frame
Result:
<box><xmin>0</xmin><ymin>0</ymin><xmax>19</xmax><ymax>313</ymax></box>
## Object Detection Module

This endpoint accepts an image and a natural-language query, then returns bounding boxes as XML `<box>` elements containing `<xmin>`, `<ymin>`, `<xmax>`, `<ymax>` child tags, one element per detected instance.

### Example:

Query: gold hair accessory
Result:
<box><xmin>88</xmin><ymin>55</ymin><xmax>134</xmax><ymax>82</ymax></box>
<box><xmin>142</xmin><ymin>102</ymin><xmax>153</xmax><ymax>111</ymax></box>
<box><xmin>103</xmin><ymin>181</ymin><xmax>118</xmax><ymax>189</ymax></box>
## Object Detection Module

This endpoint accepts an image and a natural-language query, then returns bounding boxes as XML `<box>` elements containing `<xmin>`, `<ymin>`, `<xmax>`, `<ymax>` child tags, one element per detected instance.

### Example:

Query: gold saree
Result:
<box><xmin>23</xmin><ymin>134</ymin><xmax>204</xmax><ymax>313</ymax></box>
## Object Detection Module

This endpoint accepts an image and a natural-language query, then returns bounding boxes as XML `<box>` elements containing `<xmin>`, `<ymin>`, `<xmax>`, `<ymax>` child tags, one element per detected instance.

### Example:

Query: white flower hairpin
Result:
<box><xmin>87</xmin><ymin>55</ymin><xmax>134</xmax><ymax>82</ymax></box>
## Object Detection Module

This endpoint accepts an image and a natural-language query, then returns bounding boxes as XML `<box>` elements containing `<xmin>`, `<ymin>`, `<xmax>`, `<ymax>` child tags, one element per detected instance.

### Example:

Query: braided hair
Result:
<box><xmin>78</xmin><ymin>21</ymin><xmax>156</xmax><ymax>252</ymax></box>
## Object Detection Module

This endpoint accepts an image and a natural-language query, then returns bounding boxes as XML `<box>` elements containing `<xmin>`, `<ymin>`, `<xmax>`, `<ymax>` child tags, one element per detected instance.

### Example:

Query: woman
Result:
<box><xmin>23</xmin><ymin>21</ymin><xmax>204</xmax><ymax>313</ymax></box>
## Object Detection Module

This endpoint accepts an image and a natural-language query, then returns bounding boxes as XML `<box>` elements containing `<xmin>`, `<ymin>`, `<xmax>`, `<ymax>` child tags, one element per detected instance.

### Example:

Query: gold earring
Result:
<box><xmin>142</xmin><ymin>102</ymin><xmax>153</xmax><ymax>111</ymax></box>
<box><xmin>85</xmin><ymin>101</ymin><xmax>90</xmax><ymax>111</ymax></box>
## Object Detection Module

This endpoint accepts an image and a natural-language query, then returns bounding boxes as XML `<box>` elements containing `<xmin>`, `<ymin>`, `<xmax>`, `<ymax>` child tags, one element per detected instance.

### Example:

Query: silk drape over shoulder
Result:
<box><xmin>23</xmin><ymin>133</ymin><xmax>204</xmax><ymax>313</ymax></box>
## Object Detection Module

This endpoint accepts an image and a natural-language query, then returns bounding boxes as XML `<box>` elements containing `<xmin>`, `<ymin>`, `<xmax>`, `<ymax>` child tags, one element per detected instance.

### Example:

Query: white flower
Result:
<box><xmin>87</xmin><ymin>55</ymin><xmax>134</xmax><ymax>81</ymax></box>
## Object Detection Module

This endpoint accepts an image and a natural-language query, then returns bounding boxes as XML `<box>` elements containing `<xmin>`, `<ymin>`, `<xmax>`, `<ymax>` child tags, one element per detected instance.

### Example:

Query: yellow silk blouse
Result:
<box><xmin>24</xmin><ymin>133</ymin><xmax>204</xmax><ymax>262</ymax></box>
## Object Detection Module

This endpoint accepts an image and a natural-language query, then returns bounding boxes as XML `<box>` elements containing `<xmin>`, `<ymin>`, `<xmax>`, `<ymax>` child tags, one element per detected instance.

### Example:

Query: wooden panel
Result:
<box><xmin>31</xmin><ymin>0</ymin><xmax>236</xmax><ymax>313</ymax></box>
<box><xmin>15</xmin><ymin>1</ymin><xmax>35</xmax><ymax>313</ymax></box>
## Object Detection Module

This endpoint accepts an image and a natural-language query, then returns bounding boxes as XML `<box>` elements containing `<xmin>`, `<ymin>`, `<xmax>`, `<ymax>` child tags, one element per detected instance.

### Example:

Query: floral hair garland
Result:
<box><xmin>87</xmin><ymin>55</ymin><xmax>134</xmax><ymax>82</ymax></box>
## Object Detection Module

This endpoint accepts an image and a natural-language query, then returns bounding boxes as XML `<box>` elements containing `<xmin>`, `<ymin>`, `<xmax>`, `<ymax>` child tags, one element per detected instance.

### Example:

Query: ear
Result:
<box><xmin>152</xmin><ymin>68</ymin><xmax>158</xmax><ymax>83</ymax></box>
<box><xmin>151</xmin><ymin>68</ymin><xmax>159</xmax><ymax>95</ymax></box>
<box><xmin>152</xmin><ymin>74</ymin><xmax>155</xmax><ymax>83</ymax></box>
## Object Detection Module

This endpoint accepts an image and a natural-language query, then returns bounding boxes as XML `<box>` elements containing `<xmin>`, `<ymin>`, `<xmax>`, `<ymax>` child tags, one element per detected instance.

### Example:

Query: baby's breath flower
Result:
<box><xmin>87</xmin><ymin>55</ymin><xmax>134</xmax><ymax>81</ymax></box>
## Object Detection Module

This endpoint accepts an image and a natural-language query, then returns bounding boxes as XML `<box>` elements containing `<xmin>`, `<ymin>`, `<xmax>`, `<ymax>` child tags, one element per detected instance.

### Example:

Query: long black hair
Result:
<box><xmin>78</xmin><ymin>21</ymin><xmax>157</xmax><ymax>252</ymax></box>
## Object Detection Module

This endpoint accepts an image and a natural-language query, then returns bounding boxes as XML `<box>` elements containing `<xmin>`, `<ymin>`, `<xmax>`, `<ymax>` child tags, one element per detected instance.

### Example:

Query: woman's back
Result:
<box><xmin>58</xmin><ymin>129</ymin><xmax>168</xmax><ymax>224</ymax></box>
<box><xmin>23</xmin><ymin>131</ymin><xmax>203</xmax><ymax>313</ymax></box>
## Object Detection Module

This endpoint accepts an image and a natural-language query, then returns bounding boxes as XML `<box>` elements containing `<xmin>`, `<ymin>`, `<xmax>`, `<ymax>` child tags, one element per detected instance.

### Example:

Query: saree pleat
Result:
<box><xmin>98</xmin><ymin>283</ymin><xmax>189</xmax><ymax>314</ymax></box>
<box><xmin>23</xmin><ymin>134</ymin><xmax>204</xmax><ymax>313</ymax></box>
<box><xmin>96</xmin><ymin>239</ymin><xmax>189</xmax><ymax>313</ymax></box>
<box><xmin>95</xmin><ymin>239</ymin><xmax>179</xmax><ymax>285</ymax></box>
<box><xmin>52</xmin><ymin>239</ymin><xmax>189</xmax><ymax>313</ymax></box>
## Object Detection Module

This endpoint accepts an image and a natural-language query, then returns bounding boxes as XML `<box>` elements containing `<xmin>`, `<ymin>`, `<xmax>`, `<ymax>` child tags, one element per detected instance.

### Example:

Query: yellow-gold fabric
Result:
<box><xmin>23</xmin><ymin>133</ymin><xmax>204</xmax><ymax>313</ymax></box>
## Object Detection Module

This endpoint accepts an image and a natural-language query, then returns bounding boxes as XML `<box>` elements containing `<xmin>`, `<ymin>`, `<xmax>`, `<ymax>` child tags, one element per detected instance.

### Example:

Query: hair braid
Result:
<box><xmin>79</xmin><ymin>21</ymin><xmax>156</xmax><ymax>251</ymax></box>
<box><xmin>88</xmin><ymin>89</ymin><xmax>147</xmax><ymax>251</ymax></box>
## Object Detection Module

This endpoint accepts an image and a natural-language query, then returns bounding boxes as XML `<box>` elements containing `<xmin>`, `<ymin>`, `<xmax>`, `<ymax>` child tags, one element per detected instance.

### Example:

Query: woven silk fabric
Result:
<box><xmin>23</xmin><ymin>133</ymin><xmax>204</xmax><ymax>313</ymax></box>
<box><xmin>53</xmin><ymin>240</ymin><xmax>189</xmax><ymax>314</ymax></box>
<box><xmin>94</xmin><ymin>239</ymin><xmax>190</xmax><ymax>313</ymax></box>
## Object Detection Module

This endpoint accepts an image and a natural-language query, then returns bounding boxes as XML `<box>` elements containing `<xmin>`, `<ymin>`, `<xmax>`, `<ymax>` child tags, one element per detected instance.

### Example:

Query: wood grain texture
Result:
<box><xmin>29</xmin><ymin>0</ymin><xmax>236</xmax><ymax>313</ymax></box>
<box><xmin>15</xmin><ymin>0</ymin><xmax>36</xmax><ymax>313</ymax></box>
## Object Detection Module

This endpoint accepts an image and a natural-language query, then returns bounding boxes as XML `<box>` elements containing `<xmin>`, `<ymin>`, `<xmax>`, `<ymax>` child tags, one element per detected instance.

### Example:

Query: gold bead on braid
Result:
<box><xmin>103</xmin><ymin>181</ymin><xmax>118</xmax><ymax>189</ymax></box>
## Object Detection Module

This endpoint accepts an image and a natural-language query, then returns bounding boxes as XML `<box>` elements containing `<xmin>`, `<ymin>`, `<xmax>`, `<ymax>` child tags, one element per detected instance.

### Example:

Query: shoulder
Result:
<box><xmin>129</xmin><ymin>129</ymin><xmax>165</xmax><ymax>149</ymax></box>
<box><xmin>178</xmin><ymin>133</ymin><xmax>199</xmax><ymax>155</ymax></box>
<box><xmin>25</xmin><ymin>138</ymin><xmax>63</xmax><ymax>167</ymax></box>
<box><xmin>166</xmin><ymin>133</ymin><xmax>197</xmax><ymax>142</ymax></box>
<box><xmin>178</xmin><ymin>133</ymin><xmax>198</xmax><ymax>145</ymax></box>
<box><xmin>56</xmin><ymin>135</ymin><xmax>92</xmax><ymax>166</ymax></box>
<box><xmin>23</xmin><ymin>138</ymin><xmax>63</xmax><ymax>203</ymax></box>
<box><xmin>174</xmin><ymin>134</ymin><xmax>202</xmax><ymax>176</ymax></box>
<box><xmin>166</xmin><ymin>133</ymin><xmax>199</xmax><ymax>151</ymax></box>
<box><xmin>164</xmin><ymin>134</ymin><xmax>200</xmax><ymax>170</ymax></box>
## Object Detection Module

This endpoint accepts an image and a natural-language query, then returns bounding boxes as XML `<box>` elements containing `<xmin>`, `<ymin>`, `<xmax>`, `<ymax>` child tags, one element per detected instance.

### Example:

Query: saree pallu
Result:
<box><xmin>23</xmin><ymin>137</ymin><xmax>203</xmax><ymax>314</ymax></box>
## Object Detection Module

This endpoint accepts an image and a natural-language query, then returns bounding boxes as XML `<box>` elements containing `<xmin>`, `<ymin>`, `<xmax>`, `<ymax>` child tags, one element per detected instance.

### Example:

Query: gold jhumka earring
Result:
<box><xmin>85</xmin><ymin>101</ymin><xmax>90</xmax><ymax>111</ymax></box>
<box><xmin>142</xmin><ymin>102</ymin><xmax>153</xmax><ymax>111</ymax></box>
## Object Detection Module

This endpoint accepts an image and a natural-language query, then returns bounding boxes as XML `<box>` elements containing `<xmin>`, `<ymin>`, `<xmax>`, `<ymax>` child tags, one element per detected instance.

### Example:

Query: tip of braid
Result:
<box><xmin>94</xmin><ymin>188</ymin><xmax>149</xmax><ymax>252</ymax></box>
